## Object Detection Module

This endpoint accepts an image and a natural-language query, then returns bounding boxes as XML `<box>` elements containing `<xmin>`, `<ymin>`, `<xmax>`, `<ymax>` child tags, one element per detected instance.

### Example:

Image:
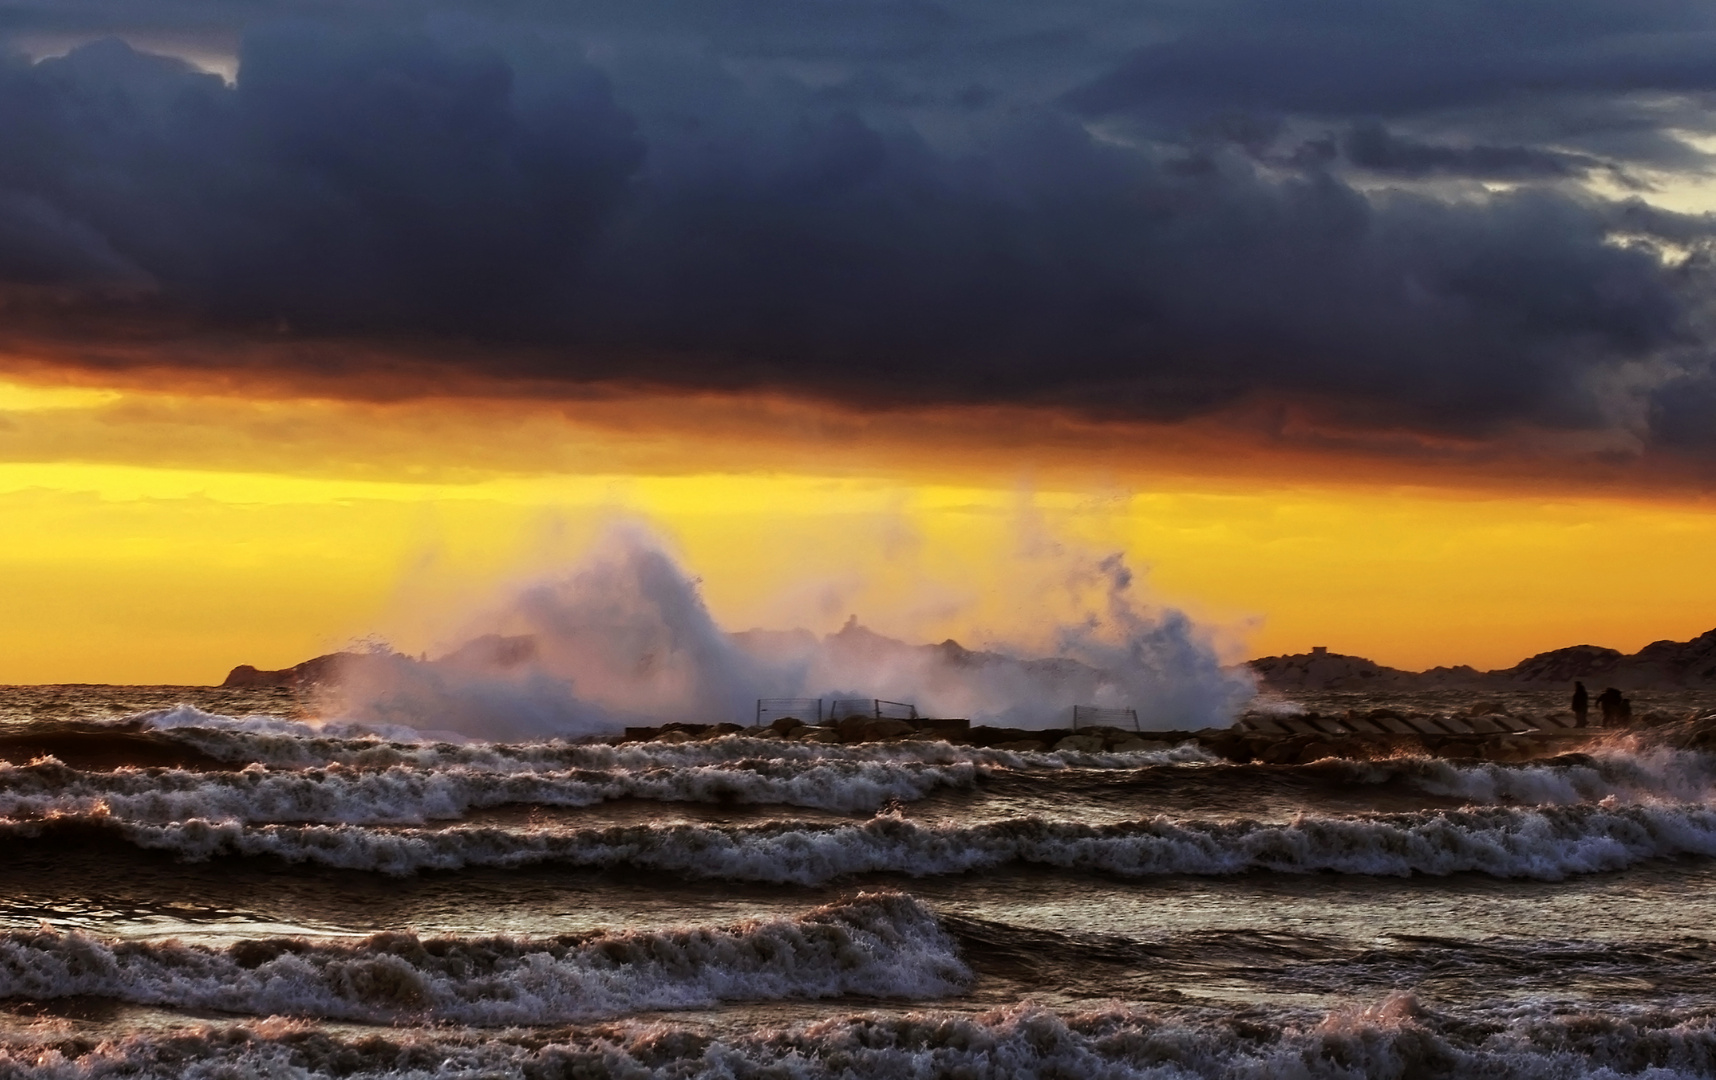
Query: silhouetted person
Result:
<box><xmin>1597</xmin><ymin>687</ymin><xmax>1625</xmax><ymax>727</ymax></box>
<box><xmin>1572</xmin><ymin>682</ymin><xmax>1589</xmax><ymax>727</ymax></box>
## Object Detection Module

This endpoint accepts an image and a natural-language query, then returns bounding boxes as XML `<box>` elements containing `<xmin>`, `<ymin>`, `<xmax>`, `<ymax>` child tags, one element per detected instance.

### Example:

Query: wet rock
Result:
<box><xmin>1110</xmin><ymin>737</ymin><xmax>1161</xmax><ymax>752</ymax></box>
<box><xmin>1295</xmin><ymin>740</ymin><xmax>1342</xmax><ymax>763</ymax></box>
<box><xmin>836</xmin><ymin>716</ymin><xmax>915</xmax><ymax>743</ymax></box>
<box><xmin>1053</xmin><ymin>734</ymin><xmax>1106</xmax><ymax>753</ymax></box>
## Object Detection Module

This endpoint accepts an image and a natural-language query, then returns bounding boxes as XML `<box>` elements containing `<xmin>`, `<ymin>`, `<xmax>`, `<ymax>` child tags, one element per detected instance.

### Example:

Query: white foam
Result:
<box><xmin>0</xmin><ymin>757</ymin><xmax>981</xmax><ymax>821</ymax></box>
<box><xmin>1349</xmin><ymin>746</ymin><xmax>1716</xmax><ymax>807</ymax></box>
<box><xmin>133</xmin><ymin>704</ymin><xmax>449</xmax><ymax>745</ymax></box>
<box><xmin>6</xmin><ymin>996</ymin><xmax>1716</xmax><ymax>1078</ymax></box>
<box><xmin>129</xmin><ymin>711</ymin><xmax>1219</xmax><ymax>772</ymax></box>
<box><xmin>15</xmin><ymin>801</ymin><xmax>1716</xmax><ymax>883</ymax></box>
<box><xmin>0</xmin><ymin>892</ymin><xmax>965</xmax><ymax>1025</ymax></box>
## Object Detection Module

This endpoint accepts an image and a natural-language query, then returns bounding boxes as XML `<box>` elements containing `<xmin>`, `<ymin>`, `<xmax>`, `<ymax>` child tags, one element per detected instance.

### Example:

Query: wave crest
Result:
<box><xmin>0</xmin><ymin>892</ymin><xmax>965</xmax><ymax>1024</ymax></box>
<box><xmin>9</xmin><ymin>802</ymin><xmax>1716</xmax><ymax>882</ymax></box>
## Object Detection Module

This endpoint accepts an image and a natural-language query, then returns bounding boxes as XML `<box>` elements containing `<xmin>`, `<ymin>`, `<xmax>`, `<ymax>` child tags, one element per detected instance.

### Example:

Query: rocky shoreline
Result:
<box><xmin>604</xmin><ymin>704</ymin><xmax>1716</xmax><ymax>765</ymax></box>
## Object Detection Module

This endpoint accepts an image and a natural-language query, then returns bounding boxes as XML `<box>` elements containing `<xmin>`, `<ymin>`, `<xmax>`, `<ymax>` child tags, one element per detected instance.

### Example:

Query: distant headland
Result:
<box><xmin>1250</xmin><ymin>626</ymin><xmax>1716</xmax><ymax>692</ymax></box>
<box><xmin>224</xmin><ymin>625</ymin><xmax>1716</xmax><ymax>693</ymax></box>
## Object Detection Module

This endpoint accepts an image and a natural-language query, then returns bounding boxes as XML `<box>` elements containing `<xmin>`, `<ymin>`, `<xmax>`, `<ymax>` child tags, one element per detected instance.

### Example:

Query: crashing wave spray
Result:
<box><xmin>327</xmin><ymin>525</ymin><xmax>1254</xmax><ymax>738</ymax></box>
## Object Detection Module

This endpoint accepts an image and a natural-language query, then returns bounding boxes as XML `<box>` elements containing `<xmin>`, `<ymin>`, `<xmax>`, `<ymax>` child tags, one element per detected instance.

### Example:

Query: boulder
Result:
<box><xmin>1053</xmin><ymin>734</ymin><xmax>1106</xmax><ymax>753</ymax></box>
<box><xmin>1110</xmin><ymin>737</ymin><xmax>1161</xmax><ymax>752</ymax></box>
<box><xmin>653</xmin><ymin>730</ymin><xmax>693</xmax><ymax>744</ymax></box>
<box><xmin>794</xmin><ymin>727</ymin><xmax>841</xmax><ymax>743</ymax></box>
<box><xmin>836</xmin><ymin>716</ymin><xmax>915</xmax><ymax>742</ymax></box>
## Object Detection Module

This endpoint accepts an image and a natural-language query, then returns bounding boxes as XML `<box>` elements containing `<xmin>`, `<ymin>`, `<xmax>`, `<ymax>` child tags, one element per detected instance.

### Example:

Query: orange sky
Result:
<box><xmin>3</xmin><ymin>369</ymin><xmax>1715</xmax><ymax>685</ymax></box>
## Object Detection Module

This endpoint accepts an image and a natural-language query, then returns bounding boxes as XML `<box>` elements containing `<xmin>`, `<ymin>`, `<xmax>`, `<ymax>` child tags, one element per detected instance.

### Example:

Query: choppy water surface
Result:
<box><xmin>7</xmin><ymin>686</ymin><xmax>1716</xmax><ymax>1078</ymax></box>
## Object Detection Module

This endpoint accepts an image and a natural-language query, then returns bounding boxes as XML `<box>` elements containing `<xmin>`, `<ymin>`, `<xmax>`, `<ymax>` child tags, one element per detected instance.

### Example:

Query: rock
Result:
<box><xmin>1250</xmin><ymin>625</ymin><xmax>1716</xmax><ymax>691</ymax></box>
<box><xmin>1053</xmin><ymin>734</ymin><xmax>1106</xmax><ymax>753</ymax></box>
<box><xmin>993</xmin><ymin>740</ymin><xmax>1048</xmax><ymax>751</ymax></box>
<box><xmin>836</xmin><ymin>717</ymin><xmax>915</xmax><ymax>743</ymax></box>
<box><xmin>1110</xmin><ymin>737</ymin><xmax>1160</xmax><ymax>752</ymax></box>
<box><xmin>770</xmin><ymin>717</ymin><xmax>807</xmax><ymax>736</ymax></box>
<box><xmin>653</xmin><ymin>730</ymin><xmax>693</xmax><ymax>744</ymax></box>
<box><xmin>1259</xmin><ymin>740</ymin><xmax>1306</xmax><ymax>764</ymax></box>
<box><xmin>219</xmin><ymin>652</ymin><xmax>360</xmax><ymax>689</ymax></box>
<box><xmin>1295</xmin><ymin>740</ymin><xmax>1342</xmax><ymax>763</ymax></box>
<box><xmin>794</xmin><ymin>727</ymin><xmax>841</xmax><ymax>743</ymax></box>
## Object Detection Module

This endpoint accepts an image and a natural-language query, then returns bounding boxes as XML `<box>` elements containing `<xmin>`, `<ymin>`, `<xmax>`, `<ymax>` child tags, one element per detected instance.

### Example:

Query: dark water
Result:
<box><xmin>7</xmin><ymin>687</ymin><xmax>1716</xmax><ymax>1077</ymax></box>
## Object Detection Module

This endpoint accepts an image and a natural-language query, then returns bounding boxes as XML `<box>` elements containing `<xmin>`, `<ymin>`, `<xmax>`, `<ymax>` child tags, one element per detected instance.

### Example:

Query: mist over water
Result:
<box><xmin>327</xmin><ymin>527</ymin><xmax>1253</xmax><ymax>740</ymax></box>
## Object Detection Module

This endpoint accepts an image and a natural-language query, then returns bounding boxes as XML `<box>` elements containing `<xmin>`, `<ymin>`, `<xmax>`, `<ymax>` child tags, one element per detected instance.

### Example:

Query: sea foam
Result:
<box><xmin>0</xmin><ymin>756</ymin><xmax>980</xmax><ymax>821</ymax></box>
<box><xmin>0</xmin><ymin>892</ymin><xmax>966</xmax><ymax>1024</ymax></box>
<box><xmin>9</xmin><ymin>802</ymin><xmax>1716</xmax><ymax>882</ymax></box>
<box><xmin>8</xmin><ymin>996</ymin><xmax>1716</xmax><ymax>1078</ymax></box>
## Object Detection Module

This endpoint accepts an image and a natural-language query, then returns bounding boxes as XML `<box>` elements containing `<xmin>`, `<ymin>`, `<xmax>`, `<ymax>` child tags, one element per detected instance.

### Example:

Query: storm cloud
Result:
<box><xmin>3</xmin><ymin>0</ymin><xmax>1716</xmax><ymax>453</ymax></box>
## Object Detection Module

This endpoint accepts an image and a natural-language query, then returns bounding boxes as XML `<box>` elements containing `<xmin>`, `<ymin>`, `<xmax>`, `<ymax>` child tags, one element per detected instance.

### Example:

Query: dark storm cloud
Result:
<box><xmin>1061</xmin><ymin>0</ymin><xmax>1716</xmax><ymax>119</ymax></box>
<box><xmin>0</xmin><ymin>30</ymin><xmax>641</xmax><ymax>330</ymax></box>
<box><xmin>1339</xmin><ymin>123</ymin><xmax>1609</xmax><ymax>181</ymax></box>
<box><xmin>2</xmin><ymin>0</ymin><xmax>1716</xmax><ymax>454</ymax></box>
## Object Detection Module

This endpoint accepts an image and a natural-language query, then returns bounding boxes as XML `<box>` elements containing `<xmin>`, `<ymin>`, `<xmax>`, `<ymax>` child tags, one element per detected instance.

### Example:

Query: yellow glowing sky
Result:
<box><xmin>3</xmin><ymin>373</ymin><xmax>1715</xmax><ymax>685</ymax></box>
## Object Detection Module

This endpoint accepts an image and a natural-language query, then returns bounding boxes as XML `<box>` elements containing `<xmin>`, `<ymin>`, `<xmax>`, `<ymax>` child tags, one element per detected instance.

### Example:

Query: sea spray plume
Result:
<box><xmin>329</xmin><ymin>528</ymin><xmax>765</xmax><ymax>739</ymax></box>
<box><xmin>327</xmin><ymin>525</ymin><xmax>1251</xmax><ymax>737</ymax></box>
<box><xmin>1051</xmin><ymin>553</ymin><xmax>1254</xmax><ymax>730</ymax></box>
<box><xmin>506</xmin><ymin>528</ymin><xmax>767</xmax><ymax>722</ymax></box>
<box><xmin>329</xmin><ymin>657</ymin><xmax>615</xmax><ymax>742</ymax></box>
<box><xmin>735</xmin><ymin>548</ymin><xmax>1251</xmax><ymax>730</ymax></box>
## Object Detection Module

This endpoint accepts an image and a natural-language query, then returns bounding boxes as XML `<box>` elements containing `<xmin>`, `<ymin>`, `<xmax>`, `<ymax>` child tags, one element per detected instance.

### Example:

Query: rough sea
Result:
<box><xmin>8</xmin><ymin>685</ymin><xmax>1716</xmax><ymax>1079</ymax></box>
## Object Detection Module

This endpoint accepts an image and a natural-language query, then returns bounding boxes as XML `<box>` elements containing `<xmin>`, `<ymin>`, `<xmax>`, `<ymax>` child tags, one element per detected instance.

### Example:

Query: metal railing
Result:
<box><xmin>756</xmin><ymin>698</ymin><xmax>825</xmax><ymax>725</ymax></box>
<box><xmin>825</xmin><ymin>698</ymin><xmax>920</xmax><ymax>721</ymax></box>
<box><xmin>1071</xmin><ymin>705</ymin><xmax>1140</xmax><ymax>732</ymax></box>
<box><xmin>756</xmin><ymin>698</ymin><xmax>924</xmax><ymax>725</ymax></box>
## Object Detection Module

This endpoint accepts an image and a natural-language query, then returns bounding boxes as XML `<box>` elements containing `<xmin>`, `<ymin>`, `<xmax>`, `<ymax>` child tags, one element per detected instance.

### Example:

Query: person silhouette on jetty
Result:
<box><xmin>1596</xmin><ymin>687</ymin><xmax>1628</xmax><ymax>726</ymax></box>
<box><xmin>1572</xmin><ymin>682</ymin><xmax>1589</xmax><ymax>726</ymax></box>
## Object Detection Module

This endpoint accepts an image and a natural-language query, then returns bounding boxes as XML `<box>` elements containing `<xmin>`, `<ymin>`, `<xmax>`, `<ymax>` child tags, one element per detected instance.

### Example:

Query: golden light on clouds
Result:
<box><xmin>2</xmin><ymin>373</ymin><xmax>1715</xmax><ymax>684</ymax></box>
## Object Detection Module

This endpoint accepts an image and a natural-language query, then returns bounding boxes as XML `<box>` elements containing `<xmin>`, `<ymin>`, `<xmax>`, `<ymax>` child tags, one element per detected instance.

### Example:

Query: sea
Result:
<box><xmin>7</xmin><ymin>684</ymin><xmax>1716</xmax><ymax>1079</ymax></box>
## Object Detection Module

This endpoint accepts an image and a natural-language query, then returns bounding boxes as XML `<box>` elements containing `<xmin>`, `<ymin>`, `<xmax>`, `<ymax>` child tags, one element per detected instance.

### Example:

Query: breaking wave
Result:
<box><xmin>1307</xmin><ymin>745</ymin><xmax>1716</xmax><ymax>807</ymax></box>
<box><xmin>0</xmin><ymin>757</ymin><xmax>981</xmax><ymax>821</ymax></box>
<box><xmin>93</xmin><ymin>705</ymin><xmax>1221</xmax><ymax>771</ymax></box>
<box><xmin>0</xmin><ymin>893</ymin><xmax>965</xmax><ymax>1024</ymax></box>
<box><xmin>10</xmin><ymin>996</ymin><xmax>1716</xmax><ymax>1078</ymax></box>
<box><xmin>10</xmin><ymin>802</ymin><xmax>1716</xmax><ymax>882</ymax></box>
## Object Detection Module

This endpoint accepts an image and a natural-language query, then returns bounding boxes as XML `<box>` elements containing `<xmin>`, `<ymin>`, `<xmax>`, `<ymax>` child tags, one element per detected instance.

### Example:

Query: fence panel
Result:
<box><xmin>1071</xmin><ymin>705</ymin><xmax>1140</xmax><ymax>732</ymax></box>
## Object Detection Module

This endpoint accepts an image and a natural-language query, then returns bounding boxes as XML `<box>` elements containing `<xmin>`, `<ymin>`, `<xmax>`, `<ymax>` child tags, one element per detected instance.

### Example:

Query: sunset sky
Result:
<box><xmin>4</xmin><ymin>0</ymin><xmax>1716</xmax><ymax>684</ymax></box>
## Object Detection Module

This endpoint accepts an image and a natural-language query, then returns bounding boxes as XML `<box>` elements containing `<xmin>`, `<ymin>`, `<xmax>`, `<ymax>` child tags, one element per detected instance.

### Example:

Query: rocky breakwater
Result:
<box><xmin>615</xmin><ymin>704</ymin><xmax>1716</xmax><ymax>766</ymax></box>
<box><xmin>619</xmin><ymin>715</ymin><xmax>1177</xmax><ymax>753</ymax></box>
<box><xmin>1204</xmin><ymin>701</ymin><xmax>1716</xmax><ymax>765</ymax></box>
